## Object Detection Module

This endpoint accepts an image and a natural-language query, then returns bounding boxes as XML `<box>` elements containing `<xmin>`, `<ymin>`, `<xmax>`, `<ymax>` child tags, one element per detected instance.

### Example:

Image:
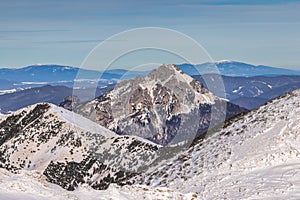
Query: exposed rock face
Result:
<box><xmin>0</xmin><ymin>103</ymin><xmax>160</xmax><ymax>191</ymax></box>
<box><xmin>78</xmin><ymin>64</ymin><xmax>246</xmax><ymax>145</ymax></box>
<box><xmin>59</xmin><ymin>95</ymin><xmax>80</xmax><ymax>111</ymax></box>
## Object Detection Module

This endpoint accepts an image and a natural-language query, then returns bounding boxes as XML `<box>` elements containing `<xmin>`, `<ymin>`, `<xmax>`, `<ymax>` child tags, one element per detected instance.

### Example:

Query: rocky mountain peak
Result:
<box><xmin>147</xmin><ymin>64</ymin><xmax>182</xmax><ymax>79</ymax></box>
<box><xmin>78</xmin><ymin>64</ymin><xmax>246</xmax><ymax>145</ymax></box>
<box><xmin>59</xmin><ymin>95</ymin><xmax>80</xmax><ymax>111</ymax></box>
<box><xmin>109</xmin><ymin>64</ymin><xmax>213</xmax><ymax>110</ymax></box>
<box><xmin>146</xmin><ymin>64</ymin><xmax>207</xmax><ymax>94</ymax></box>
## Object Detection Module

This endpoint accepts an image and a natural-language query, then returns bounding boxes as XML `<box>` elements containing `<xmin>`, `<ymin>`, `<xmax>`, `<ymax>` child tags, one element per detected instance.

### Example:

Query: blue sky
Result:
<box><xmin>0</xmin><ymin>0</ymin><xmax>300</xmax><ymax>69</ymax></box>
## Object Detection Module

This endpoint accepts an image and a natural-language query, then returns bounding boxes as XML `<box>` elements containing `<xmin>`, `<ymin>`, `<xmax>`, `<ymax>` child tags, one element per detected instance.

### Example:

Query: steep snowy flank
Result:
<box><xmin>0</xmin><ymin>168</ymin><xmax>199</xmax><ymax>200</ymax></box>
<box><xmin>131</xmin><ymin>89</ymin><xmax>300</xmax><ymax>199</ymax></box>
<box><xmin>0</xmin><ymin>103</ymin><xmax>161</xmax><ymax>190</ymax></box>
<box><xmin>51</xmin><ymin>105</ymin><xmax>115</xmax><ymax>138</ymax></box>
<box><xmin>78</xmin><ymin>64</ymin><xmax>245</xmax><ymax>145</ymax></box>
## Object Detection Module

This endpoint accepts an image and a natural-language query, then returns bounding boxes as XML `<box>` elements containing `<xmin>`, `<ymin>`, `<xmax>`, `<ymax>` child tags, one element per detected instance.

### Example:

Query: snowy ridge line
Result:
<box><xmin>50</xmin><ymin>104</ymin><xmax>116</xmax><ymax>138</ymax></box>
<box><xmin>129</xmin><ymin>88</ymin><xmax>300</xmax><ymax>199</ymax></box>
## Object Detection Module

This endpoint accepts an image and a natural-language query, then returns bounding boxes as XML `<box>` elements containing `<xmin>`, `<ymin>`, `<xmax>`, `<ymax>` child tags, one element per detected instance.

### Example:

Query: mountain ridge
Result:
<box><xmin>0</xmin><ymin>103</ymin><xmax>162</xmax><ymax>190</ymax></box>
<box><xmin>179</xmin><ymin>61</ymin><xmax>300</xmax><ymax>77</ymax></box>
<box><xmin>1</xmin><ymin>61</ymin><xmax>299</xmax><ymax>95</ymax></box>
<box><xmin>1</xmin><ymin>74</ymin><xmax>300</xmax><ymax>113</ymax></box>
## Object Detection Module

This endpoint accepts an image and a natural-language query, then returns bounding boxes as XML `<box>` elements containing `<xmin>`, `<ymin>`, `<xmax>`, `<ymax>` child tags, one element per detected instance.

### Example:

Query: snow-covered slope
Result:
<box><xmin>0</xmin><ymin>113</ymin><xmax>5</xmax><ymax>122</ymax></box>
<box><xmin>0</xmin><ymin>103</ymin><xmax>161</xmax><ymax>190</ymax></box>
<box><xmin>78</xmin><ymin>64</ymin><xmax>245</xmax><ymax>145</ymax></box>
<box><xmin>131</xmin><ymin>89</ymin><xmax>300</xmax><ymax>199</ymax></box>
<box><xmin>0</xmin><ymin>168</ymin><xmax>199</xmax><ymax>200</ymax></box>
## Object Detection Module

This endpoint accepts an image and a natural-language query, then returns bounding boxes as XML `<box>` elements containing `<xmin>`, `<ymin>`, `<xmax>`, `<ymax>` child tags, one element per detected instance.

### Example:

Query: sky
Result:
<box><xmin>0</xmin><ymin>0</ymin><xmax>300</xmax><ymax>70</ymax></box>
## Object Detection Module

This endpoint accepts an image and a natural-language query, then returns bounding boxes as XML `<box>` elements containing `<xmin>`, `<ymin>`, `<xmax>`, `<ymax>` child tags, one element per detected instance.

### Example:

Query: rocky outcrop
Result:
<box><xmin>59</xmin><ymin>95</ymin><xmax>80</xmax><ymax>111</ymax></box>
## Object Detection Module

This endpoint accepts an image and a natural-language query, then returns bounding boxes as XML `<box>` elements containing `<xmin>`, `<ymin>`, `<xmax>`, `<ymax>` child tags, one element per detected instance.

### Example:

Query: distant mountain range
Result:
<box><xmin>1</xmin><ymin>74</ymin><xmax>299</xmax><ymax>113</ymax></box>
<box><xmin>1</xmin><ymin>61</ymin><xmax>299</xmax><ymax>95</ymax></box>
<box><xmin>194</xmin><ymin>74</ymin><xmax>300</xmax><ymax>109</ymax></box>
<box><xmin>0</xmin><ymin>85</ymin><xmax>115</xmax><ymax>113</ymax></box>
<box><xmin>0</xmin><ymin>64</ymin><xmax>148</xmax><ymax>95</ymax></box>
<box><xmin>0</xmin><ymin>64</ymin><xmax>149</xmax><ymax>82</ymax></box>
<box><xmin>0</xmin><ymin>61</ymin><xmax>300</xmax><ymax>113</ymax></box>
<box><xmin>179</xmin><ymin>60</ymin><xmax>300</xmax><ymax>77</ymax></box>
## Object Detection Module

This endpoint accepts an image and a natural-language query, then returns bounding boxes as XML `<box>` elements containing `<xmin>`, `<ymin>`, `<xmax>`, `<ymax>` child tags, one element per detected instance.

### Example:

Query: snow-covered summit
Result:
<box><xmin>214</xmin><ymin>59</ymin><xmax>233</xmax><ymax>64</ymax></box>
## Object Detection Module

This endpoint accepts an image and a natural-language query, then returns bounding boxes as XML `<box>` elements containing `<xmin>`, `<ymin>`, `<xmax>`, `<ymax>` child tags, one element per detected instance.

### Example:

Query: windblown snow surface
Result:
<box><xmin>0</xmin><ymin>169</ymin><xmax>197</xmax><ymax>200</ymax></box>
<box><xmin>131</xmin><ymin>89</ymin><xmax>300</xmax><ymax>199</ymax></box>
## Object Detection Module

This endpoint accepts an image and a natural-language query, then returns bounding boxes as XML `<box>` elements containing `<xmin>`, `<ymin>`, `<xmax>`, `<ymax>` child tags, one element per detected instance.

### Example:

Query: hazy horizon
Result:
<box><xmin>1</xmin><ymin>0</ymin><xmax>300</xmax><ymax>70</ymax></box>
<box><xmin>2</xmin><ymin>59</ymin><xmax>300</xmax><ymax>72</ymax></box>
